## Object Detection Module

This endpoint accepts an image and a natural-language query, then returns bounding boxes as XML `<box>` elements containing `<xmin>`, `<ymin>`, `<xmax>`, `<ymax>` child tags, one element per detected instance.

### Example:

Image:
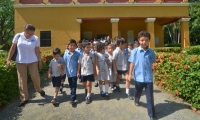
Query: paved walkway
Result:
<box><xmin>0</xmin><ymin>78</ymin><xmax>199</xmax><ymax>120</ymax></box>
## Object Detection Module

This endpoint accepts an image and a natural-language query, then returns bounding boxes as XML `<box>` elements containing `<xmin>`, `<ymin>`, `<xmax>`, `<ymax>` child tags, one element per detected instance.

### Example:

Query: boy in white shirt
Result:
<box><xmin>48</xmin><ymin>48</ymin><xmax>65</xmax><ymax>104</ymax></box>
<box><xmin>77</xmin><ymin>42</ymin><xmax>96</xmax><ymax>104</ymax></box>
<box><xmin>113</xmin><ymin>39</ymin><xmax>133</xmax><ymax>100</ymax></box>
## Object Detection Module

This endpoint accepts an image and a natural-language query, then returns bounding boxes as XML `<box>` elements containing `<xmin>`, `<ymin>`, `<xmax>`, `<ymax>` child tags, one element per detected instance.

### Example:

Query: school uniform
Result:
<box><xmin>113</xmin><ymin>47</ymin><xmax>128</xmax><ymax>75</ymax></box>
<box><xmin>63</xmin><ymin>50</ymin><xmax>80</xmax><ymax>102</ymax></box>
<box><xmin>49</xmin><ymin>57</ymin><xmax>66</xmax><ymax>87</ymax></box>
<box><xmin>75</xmin><ymin>48</ymin><xmax>84</xmax><ymax>54</ymax></box>
<box><xmin>107</xmin><ymin>53</ymin><xmax>116</xmax><ymax>82</ymax></box>
<box><xmin>128</xmin><ymin>46</ymin><xmax>156</xmax><ymax>117</ymax></box>
<box><xmin>95</xmin><ymin>52</ymin><xmax>110</xmax><ymax>81</ymax></box>
<box><xmin>78</xmin><ymin>52</ymin><xmax>95</xmax><ymax>82</ymax></box>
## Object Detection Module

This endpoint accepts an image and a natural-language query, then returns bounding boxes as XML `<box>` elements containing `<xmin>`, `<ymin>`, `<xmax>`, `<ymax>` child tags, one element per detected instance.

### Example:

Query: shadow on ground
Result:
<box><xmin>138</xmin><ymin>100</ymin><xmax>189</xmax><ymax>119</ymax></box>
<box><xmin>0</xmin><ymin>77</ymin><xmax>51</xmax><ymax>120</ymax></box>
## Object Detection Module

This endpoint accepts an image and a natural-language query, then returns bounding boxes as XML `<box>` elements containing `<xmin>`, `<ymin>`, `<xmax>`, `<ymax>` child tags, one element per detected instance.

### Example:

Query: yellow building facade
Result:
<box><xmin>14</xmin><ymin>0</ymin><xmax>190</xmax><ymax>51</ymax></box>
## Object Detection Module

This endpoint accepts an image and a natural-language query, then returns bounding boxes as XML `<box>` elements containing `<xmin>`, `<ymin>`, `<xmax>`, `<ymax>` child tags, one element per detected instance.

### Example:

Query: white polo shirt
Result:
<box><xmin>12</xmin><ymin>32</ymin><xmax>40</xmax><ymax>64</ymax></box>
<box><xmin>49</xmin><ymin>57</ymin><xmax>66</xmax><ymax>77</ymax></box>
<box><xmin>113</xmin><ymin>47</ymin><xmax>128</xmax><ymax>71</ymax></box>
<box><xmin>78</xmin><ymin>52</ymin><xmax>94</xmax><ymax>76</ymax></box>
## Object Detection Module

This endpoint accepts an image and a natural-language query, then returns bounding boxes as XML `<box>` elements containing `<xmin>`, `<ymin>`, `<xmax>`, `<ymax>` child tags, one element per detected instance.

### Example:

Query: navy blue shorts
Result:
<box><xmin>61</xmin><ymin>74</ymin><xmax>66</xmax><ymax>80</ymax></box>
<box><xmin>81</xmin><ymin>74</ymin><xmax>95</xmax><ymax>82</ymax></box>
<box><xmin>117</xmin><ymin>70</ymin><xmax>128</xmax><ymax>75</ymax></box>
<box><xmin>52</xmin><ymin>76</ymin><xmax>61</xmax><ymax>87</ymax></box>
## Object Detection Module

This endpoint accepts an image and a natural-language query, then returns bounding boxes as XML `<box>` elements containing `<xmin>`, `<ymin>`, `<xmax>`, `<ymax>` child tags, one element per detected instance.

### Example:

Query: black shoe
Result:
<box><xmin>85</xmin><ymin>89</ymin><xmax>87</xmax><ymax>96</ymax></box>
<box><xmin>100</xmin><ymin>91</ymin><xmax>105</xmax><ymax>97</ymax></box>
<box><xmin>135</xmin><ymin>102</ymin><xmax>140</xmax><ymax>106</ymax></box>
<box><xmin>18</xmin><ymin>100</ymin><xmax>28</xmax><ymax>107</ymax></box>
<box><xmin>105</xmin><ymin>92</ymin><xmax>109</xmax><ymax>99</ymax></box>
<box><xmin>94</xmin><ymin>82</ymin><xmax>99</xmax><ymax>87</ymax></box>
<box><xmin>126</xmin><ymin>93</ymin><xmax>134</xmax><ymax>100</ymax></box>
<box><xmin>39</xmin><ymin>90</ymin><xmax>45</xmax><ymax>96</ymax></box>
<box><xmin>86</xmin><ymin>96</ymin><xmax>91</xmax><ymax>104</ymax></box>
<box><xmin>116</xmin><ymin>86</ymin><xmax>121</xmax><ymax>92</ymax></box>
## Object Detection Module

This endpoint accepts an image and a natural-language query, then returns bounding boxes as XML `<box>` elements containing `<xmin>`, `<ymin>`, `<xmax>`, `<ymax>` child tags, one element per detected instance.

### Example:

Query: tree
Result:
<box><xmin>189</xmin><ymin>0</ymin><xmax>200</xmax><ymax>45</ymax></box>
<box><xmin>0</xmin><ymin>0</ymin><xmax>14</xmax><ymax>49</ymax></box>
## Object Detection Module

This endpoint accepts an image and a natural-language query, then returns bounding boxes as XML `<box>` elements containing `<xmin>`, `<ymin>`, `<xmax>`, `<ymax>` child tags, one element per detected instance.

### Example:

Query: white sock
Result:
<box><xmin>99</xmin><ymin>85</ymin><xmax>103</xmax><ymax>92</ymax></box>
<box><xmin>126</xmin><ymin>89</ymin><xmax>129</xmax><ymax>94</ymax></box>
<box><xmin>105</xmin><ymin>84</ymin><xmax>109</xmax><ymax>93</ymax></box>
<box><xmin>87</xmin><ymin>93</ymin><xmax>91</xmax><ymax>97</ymax></box>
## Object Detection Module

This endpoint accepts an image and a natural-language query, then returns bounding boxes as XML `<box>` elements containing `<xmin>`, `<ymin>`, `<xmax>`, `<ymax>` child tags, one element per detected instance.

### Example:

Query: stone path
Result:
<box><xmin>0</xmin><ymin>78</ymin><xmax>199</xmax><ymax>120</ymax></box>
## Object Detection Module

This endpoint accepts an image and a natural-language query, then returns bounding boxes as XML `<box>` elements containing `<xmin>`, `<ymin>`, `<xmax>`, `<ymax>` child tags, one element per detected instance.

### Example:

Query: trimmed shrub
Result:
<box><xmin>164</xmin><ymin>43</ymin><xmax>181</xmax><ymax>47</ymax></box>
<box><xmin>182</xmin><ymin>45</ymin><xmax>200</xmax><ymax>55</ymax></box>
<box><xmin>153</xmin><ymin>53</ymin><xmax>200</xmax><ymax>109</ymax></box>
<box><xmin>153</xmin><ymin>47</ymin><xmax>181</xmax><ymax>53</ymax></box>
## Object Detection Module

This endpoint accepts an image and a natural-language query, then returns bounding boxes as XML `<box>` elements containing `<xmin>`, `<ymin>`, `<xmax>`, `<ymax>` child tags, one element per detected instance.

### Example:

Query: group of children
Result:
<box><xmin>48</xmin><ymin>30</ymin><xmax>156</xmax><ymax>120</ymax></box>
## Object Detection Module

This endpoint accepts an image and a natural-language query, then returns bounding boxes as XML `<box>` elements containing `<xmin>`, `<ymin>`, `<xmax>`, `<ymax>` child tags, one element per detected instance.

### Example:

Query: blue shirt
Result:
<box><xmin>75</xmin><ymin>48</ymin><xmax>84</xmax><ymax>54</ymax></box>
<box><xmin>128</xmin><ymin>46</ymin><xmax>156</xmax><ymax>83</ymax></box>
<box><xmin>63</xmin><ymin>50</ymin><xmax>80</xmax><ymax>77</ymax></box>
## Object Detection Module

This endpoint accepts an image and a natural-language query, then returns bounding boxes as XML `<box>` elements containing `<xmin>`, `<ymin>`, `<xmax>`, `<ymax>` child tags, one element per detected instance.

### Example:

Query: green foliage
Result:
<box><xmin>0</xmin><ymin>56</ymin><xmax>18</xmax><ymax>105</ymax></box>
<box><xmin>153</xmin><ymin>53</ymin><xmax>200</xmax><ymax>109</ymax></box>
<box><xmin>153</xmin><ymin>47</ymin><xmax>181</xmax><ymax>53</ymax></box>
<box><xmin>189</xmin><ymin>1</ymin><xmax>200</xmax><ymax>45</ymax></box>
<box><xmin>183</xmin><ymin>45</ymin><xmax>200</xmax><ymax>55</ymax></box>
<box><xmin>164</xmin><ymin>43</ymin><xmax>181</xmax><ymax>47</ymax></box>
<box><xmin>0</xmin><ymin>0</ymin><xmax>14</xmax><ymax>48</ymax></box>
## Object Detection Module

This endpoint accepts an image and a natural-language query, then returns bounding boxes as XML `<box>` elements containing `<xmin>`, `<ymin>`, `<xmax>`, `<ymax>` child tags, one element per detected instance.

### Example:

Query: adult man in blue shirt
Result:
<box><xmin>128</xmin><ymin>30</ymin><xmax>156</xmax><ymax>120</ymax></box>
<box><xmin>63</xmin><ymin>39</ymin><xmax>80</xmax><ymax>104</ymax></box>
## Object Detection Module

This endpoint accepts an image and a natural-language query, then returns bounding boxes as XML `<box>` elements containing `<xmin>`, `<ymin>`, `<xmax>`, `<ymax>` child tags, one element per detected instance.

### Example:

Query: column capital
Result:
<box><xmin>110</xmin><ymin>18</ymin><xmax>120</xmax><ymax>23</ymax></box>
<box><xmin>145</xmin><ymin>18</ymin><xmax>156</xmax><ymax>23</ymax></box>
<box><xmin>178</xmin><ymin>18</ymin><xmax>191</xmax><ymax>22</ymax></box>
<box><xmin>76</xmin><ymin>19</ymin><xmax>82</xmax><ymax>23</ymax></box>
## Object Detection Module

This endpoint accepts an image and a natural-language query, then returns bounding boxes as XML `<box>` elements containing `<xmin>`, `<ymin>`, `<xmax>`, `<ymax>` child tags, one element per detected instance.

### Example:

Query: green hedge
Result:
<box><xmin>182</xmin><ymin>45</ymin><xmax>200</xmax><ymax>55</ymax></box>
<box><xmin>153</xmin><ymin>47</ymin><xmax>181</xmax><ymax>53</ymax></box>
<box><xmin>153</xmin><ymin>53</ymin><xmax>200</xmax><ymax>109</ymax></box>
<box><xmin>164</xmin><ymin>43</ymin><xmax>181</xmax><ymax>47</ymax></box>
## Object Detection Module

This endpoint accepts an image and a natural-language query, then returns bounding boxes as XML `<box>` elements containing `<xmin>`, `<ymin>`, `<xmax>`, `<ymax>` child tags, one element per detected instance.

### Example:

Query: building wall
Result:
<box><xmin>15</xmin><ymin>6</ymin><xmax>189</xmax><ymax>51</ymax></box>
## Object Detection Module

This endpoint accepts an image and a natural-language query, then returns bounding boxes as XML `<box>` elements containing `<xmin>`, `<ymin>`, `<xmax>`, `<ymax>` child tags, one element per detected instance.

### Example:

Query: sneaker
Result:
<box><xmin>116</xmin><ymin>86</ymin><xmax>121</xmax><ymax>92</ymax></box>
<box><xmin>94</xmin><ymin>82</ymin><xmax>99</xmax><ymax>87</ymax></box>
<box><xmin>100</xmin><ymin>91</ymin><xmax>105</xmax><ymax>97</ymax></box>
<box><xmin>60</xmin><ymin>86</ymin><xmax>63</xmax><ymax>93</ymax></box>
<box><xmin>105</xmin><ymin>92</ymin><xmax>109</xmax><ymax>99</ymax></box>
<box><xmin>85</xmin><ymin>89</ymin><xmax>88</xmax><ymax>96</ymax></box>
<box><xmin>126</xmin><ymin>93</ymin><xmax>134</xmax><ymax>100</ymax></box>
<box><xmin>51</xmin><ymin>98</ymin><xmax>57</xmax><ymax>105</ymax></box>
<box><xmin>86</xmin><ymin>96</ymin><xmax>91</xmax><ymax>104</ymax></box>
<box><xmin>39</xmin><ymin>90</ymin><xmax>45</xmax><ymax>96</ymax></box>
<box><xmin>18</xmin><ymin>100</ymin><xmax>28</xmax><ymax>107</ymax></box>
<box><xmin>111</xmin><ymin>87</ymin><xmax>115</xmax><ymax>93</ymax></box>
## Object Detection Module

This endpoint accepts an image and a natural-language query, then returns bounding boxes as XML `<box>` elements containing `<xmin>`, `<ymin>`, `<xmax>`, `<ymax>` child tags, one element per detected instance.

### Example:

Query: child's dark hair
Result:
<box><xmin>53</xmin><ymin>48</ymin><xmax>61</xmax><ymax>55</ymax></box>
<box><xmin>138</xmin><ymin>30</ymin><xmax>151</xmax><ymax>40</ymax></box>
<box><xmin>96</xmin><ymin>43</ymin><xmax>104</xmax><ymax>52</ymax></box>
<box><xmin>128</xmin><ymin>43</ymin><xmax>133</xmax><ymax>46</ymax></box>
<box><xmin>116</xmin><ymin>38</ymin><xmax>126</xmax><ymax>46</ymax></box>
<box><xmin>68</xmin><ymin>39</ymin><xmax>77</xmax><ymax>45</ymax></box>
<box><xmin>77</xmin><ymin>40</ymin><xmax>82</xmax><ymax>44</ymax></box>
<box><xmin>82</xmin><ymin>42</ymin><xmax>91</xmax><ymax>48</ymax></box>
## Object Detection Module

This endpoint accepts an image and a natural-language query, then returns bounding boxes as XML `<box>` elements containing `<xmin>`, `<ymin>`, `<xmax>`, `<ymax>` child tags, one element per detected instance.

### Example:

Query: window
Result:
<box><xmin>40</xmin><ymin>31</ymin><xmax>51</xmax><ymax>47</ymax></box>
